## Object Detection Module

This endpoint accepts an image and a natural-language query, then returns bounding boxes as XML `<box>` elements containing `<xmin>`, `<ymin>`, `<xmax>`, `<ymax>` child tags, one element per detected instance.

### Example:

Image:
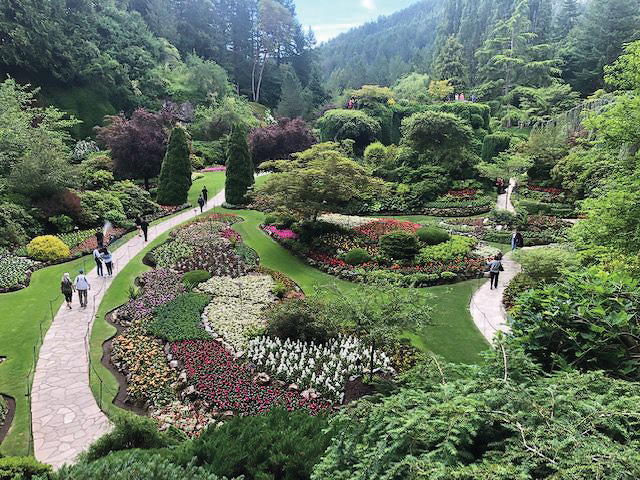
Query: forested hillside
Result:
<box><xmin>321</xmin><ymin>0</ymin><xmax>640</xmax><ymax>100</ymax></box>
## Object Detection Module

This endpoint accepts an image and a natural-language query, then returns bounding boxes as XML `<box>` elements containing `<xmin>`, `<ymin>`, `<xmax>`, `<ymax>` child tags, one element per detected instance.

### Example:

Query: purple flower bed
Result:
<box><xmin>264</xmin><ymin>225</ymin><xmax>298</xmax><ymax>240</ymax></box>
<box><xmin>201</xmin><ymin>166</ymin><xmax>226</xmax><ymax>172</ymax></box>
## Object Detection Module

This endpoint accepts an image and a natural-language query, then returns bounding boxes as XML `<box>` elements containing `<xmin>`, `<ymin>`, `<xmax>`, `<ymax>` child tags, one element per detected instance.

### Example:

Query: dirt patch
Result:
<box><xmin>0</xmin><ymin>394</ymin><xmax>16</xmax><ymax>446</ymax></box>
<box><xmin>101</xmin><ymin>310</ymin><xmax>148</xmax><ymax>417</ymax></box>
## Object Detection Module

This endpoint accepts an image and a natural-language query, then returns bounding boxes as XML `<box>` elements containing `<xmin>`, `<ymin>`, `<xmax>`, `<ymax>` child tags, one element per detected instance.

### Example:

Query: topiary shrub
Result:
<box><xmin>103</xmin><ymin>209</ymin><xmax>130</xmax><ymax>228</ymax></box>
<box><xmin>345</xmin><ymin>248</ymin><xmax>372</xmax><ymax>266</ymax></box>
<box><xmin>481</xmin><ymin>133</ymin><xmax>511</xmax><ymax>162</ymax></box>
<box><xmin>0</xmin><ymin>456</ymin><xmax>52</xmax><ymax>479</ymax></box>
<box><xmin>157</xmin><ymin>126</ymin><xmax>193</xmax><ymax>206</ymax></box>
<box><xmin>266</xmin><ymin>297</ymin><xmax>338</xmax><ymax>344</ymax></box>
<box><xmin>379</xmin><ymin>231</ymin><xmax>420</xmax><ymax>260</ymax></box>
<box><xmin>416</xmin><ymin>226</ymin><xmax>450</xmax><ymax>245</ymax></box>
<box><xmin>27</xmin><ymin>235</ymin><xmax>70</xmax><ymax>262</ymax></box>
<box><xmin>182</xmin><ymin>270</ymin><xmax>212</xmax><ymax>288</ymax></box>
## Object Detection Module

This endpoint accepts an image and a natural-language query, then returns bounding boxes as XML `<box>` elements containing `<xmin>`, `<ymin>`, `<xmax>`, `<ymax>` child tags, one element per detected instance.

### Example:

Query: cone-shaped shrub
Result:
<box><xmin>156</xmin><ymin>126</ymin><xmax>192</xmax><ymax>206</ymax></box>
<box><xmin>225</xmin><ymin>124</ymin><xmax>254</xmax><ymax>205</ymax></box>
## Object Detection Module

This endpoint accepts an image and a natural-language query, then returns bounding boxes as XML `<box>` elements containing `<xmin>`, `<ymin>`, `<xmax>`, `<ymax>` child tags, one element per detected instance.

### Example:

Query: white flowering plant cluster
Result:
<box><xmin>473</xmin><ymin>242</ymin><xmax>502</xmax><ymax>259</ymax></box>
<box><xmin>246</xmin><ymin>336</ymin><xmax>394</xmax><ymax>403</ymax></box>
<box><xmin>198</xmin><ymin>274</ymin><xmax>277</xmax><ymax>351</ymax></box>
<box><xmin>319</xmin><ymin>213</ymin><xmax>377</xmax><ymax>229</ymax></box>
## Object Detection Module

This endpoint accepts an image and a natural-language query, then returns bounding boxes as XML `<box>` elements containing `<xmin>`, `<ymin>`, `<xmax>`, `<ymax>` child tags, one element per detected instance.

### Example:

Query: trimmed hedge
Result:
<box><xmin>481</xmin><ymin>133</ymin><xmax>511</xmax><ymax>162</ymax></box>
<box><xmin>0</xmin><ymin>456</ymin><xmax>51</xmax><ymax>479</ymax></box>
<box><xmin>518</xmin><ymin>200</ymin><xmax>574</xmax><ymax>217</ymax></box>
<box><xmin>416</xmin><ymin>227</ymin><xmax>450</xmax><ymax>245</ymax></box>
<box><xmin>27</xmin><ymin>235</ymin><xmax>71</xmax><ymax>262</ymax></box>
<box><xmin>345</xmin><ymin>248</ymin><xmax>372</xmax><ymax>265</ymax></box>
<box><xmin>181</xmin><ymin>270</ymin><xmax>212</xmax><ymax>288</ymax></box>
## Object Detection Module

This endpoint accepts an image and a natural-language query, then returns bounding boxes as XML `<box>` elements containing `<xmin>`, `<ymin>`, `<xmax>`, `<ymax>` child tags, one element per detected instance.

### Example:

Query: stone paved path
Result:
<box><xmin>32</xmin><ymin>191</ymin><xmax>225</xmax><ymax>468</ymax></box>
<box><xmin>470</xmin><ymin>178</ymin><xmax>518</xmax><ymax>342</ymax></box>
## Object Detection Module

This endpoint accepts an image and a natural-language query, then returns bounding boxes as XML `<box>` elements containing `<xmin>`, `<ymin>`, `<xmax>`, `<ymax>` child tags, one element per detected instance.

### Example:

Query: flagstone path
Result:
<box><xmin>31</xmin><ymin>191</ymin><xmax>225</xmax><ymax>468</ymax></box>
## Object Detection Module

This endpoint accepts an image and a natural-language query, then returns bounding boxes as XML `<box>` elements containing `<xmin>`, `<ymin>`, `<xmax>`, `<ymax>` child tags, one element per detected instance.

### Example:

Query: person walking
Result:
<box><xmin>511</xmin><ymin>230</ymin><xmax>524</xmax><ymax>251</ymax></box>
<box><xmin>61</xmin><ymin>273</ymin><xmax>75</xmax><ymax>310</ymax></box>
<box><xmin>135</xmin><ymin>216</ymin><xmax>142</xmax><ymax>237</ymax></box>
<box><xmin>202</xmin><ymin>186</ymin><xmax>208</xmax><ymax>204</ymax></box>
<box><xmin>95</xmin><ymin>228</ymin><xmax>104</xmax><ymax>248</ymax></box>
<box><xmin>93</xmin><ymin>247</ymin><xmax>104</xmax><ymax>276</ymax></box>
<box><xmin>100</xmin><ymin>247</ymin><xmax>113</xmax><ymax>276</ymax></box>
<box><xmin>140</xmin><ymin>217</ymin><xmax>149</xmax><ymax>242</ymax></box>
<box><xmin>74</xmin><ymin>269</ymin><xmax>90</xmax><ymax>308</ymax></box>
<box><xmin>197</xmin><ymin>194</ymin><xmax>205</xmax><ymax>213</ymax></box>
<box><xmin>487</xmin><ymin>253</ymin><xmax>504</xmax><ymax>290</ymax></box>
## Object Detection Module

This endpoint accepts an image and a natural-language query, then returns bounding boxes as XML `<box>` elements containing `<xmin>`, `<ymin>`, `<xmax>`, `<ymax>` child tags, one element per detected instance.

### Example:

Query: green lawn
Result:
<box><xmin>0</xmin><ymin>255</ymin><xmax>88</xmax><ymax>455</ymax></box>
<box><xmin>188</xmin><ymin>172</ymin><xmax>226</xmax><ymax>207</ymax></box>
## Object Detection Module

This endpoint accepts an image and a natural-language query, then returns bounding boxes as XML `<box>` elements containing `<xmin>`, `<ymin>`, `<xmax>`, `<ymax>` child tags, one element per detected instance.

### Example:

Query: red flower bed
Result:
<box><xmin>447</xmin><ymin>189</ymin><xmax>477</xmax><ymax>197</ymax></box>
<box><xmin>308</xmin><ymin>252</ymin><xmax>347</xmax><ymax>268</ymax></box>
<box><xmin>354</xmin><ymin>219</ymin><xmax>421</xmax><ymax>241</ymax></box>
<box><xmin>69</xmin><ymin>226</ymin><xmax>128</xmax><ymax>256</ymax></box>
<box><xmin>527</xmin><ymin>186</ymin><xmax>564</xmax><ymax>195</ymax></box>
<box><xmin>171</xmin><ymin>340</ymin><xmax>332</xmax><ymax>415</ymax></box>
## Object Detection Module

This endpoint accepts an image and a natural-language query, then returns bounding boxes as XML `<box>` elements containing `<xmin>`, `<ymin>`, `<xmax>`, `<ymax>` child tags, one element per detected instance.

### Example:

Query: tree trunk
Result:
<box><xmin>369</xmin><ymin>340</ymin><xmax>375</xmax><ymax>382</ymax></box>
<box><xmin>255</xmin><ymin>52</ymin><xmax>268</xmax><ymax>104</ymax></box>
<box><xmin>144</xmin><ymin>176</ymin><xmax>150</xmax><ymax>191</ymax></box>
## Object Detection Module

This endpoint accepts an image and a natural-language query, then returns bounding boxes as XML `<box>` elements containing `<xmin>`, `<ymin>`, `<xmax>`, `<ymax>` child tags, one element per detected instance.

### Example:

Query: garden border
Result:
<box><xmin>0</xmin><ymin>394</ymin><xmax>16</xmax><ymax>446</ymax></box>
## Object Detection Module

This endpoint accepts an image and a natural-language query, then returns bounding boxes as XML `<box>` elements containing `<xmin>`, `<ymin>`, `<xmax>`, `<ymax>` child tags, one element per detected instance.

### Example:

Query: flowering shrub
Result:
<box><xmin>151</xmin><ymin>402</ymin><xmax>217</xmax><ymax>437</ymax></box>
<box><xmin>198</xmin><ymin>275</ymin><xmax>276</xmax><ymax>350</ymax></box>
<box><xmin>27</xmin><ymin>235</ymin><xmax>70</xmax><ymax>262</ymax></box>
<box><xmin>247</xmin><ymin>336</ymin><xmax>394</xmax><ymax>403</ymax></box>
<box><xmin>263</xmin><ymin>225</ymin><xmax>298</xmax><ymax>240</ymax></box>
<box><xmin>174</xmin><ymin>243</ymin><xmax>249</xmax><ymax>277</ymax></box>
<box><xmin>56</xmin><ymin>229</ymin><xmax>95</xmax><ymax>249</ymax></box>
<box><xmin>171</xmin><ymin>340</ymin><xmax>331</xmax><ymax>415</ymax></box>
<box><xmin>200</xmin><ymin>166</ymin><xmax>226</xmax><ymax>172</ymax></box>
<box><xmin>354</xmin><ymin>219</ymin><xmax>421</xmax><ymax>242</ymax></box>
<box><xmin>417</xmin><ymin>236</ymin><xmax>477</xmax><ymax>264</ymax></box>
<box><xmin>0</xmin><ymin>249</ymin><xmax>40</xmax><ymax>290</ymax></box>
<box><xmin>446</xmin><ymin>189</ymin><xmax>477</xmax><ymax>197</ymax></box>
<box><xmin>111</xmin><ymin>319</ymin><xmax>177</xmax><ymax>408</ymax></box>
<box><xmin>473</xmin><ymin>243</ymin><xmax>502</xmax><ymax>259</ymax></box>
<box><xmin>318</xmin><ymin>214</ymin><xmax>374</xmax><ymax>229</ymax></box>
<box><xmin>528</xmin><ymin>185</ymin><xmax>564</xmax><ymax>195</ymax></box>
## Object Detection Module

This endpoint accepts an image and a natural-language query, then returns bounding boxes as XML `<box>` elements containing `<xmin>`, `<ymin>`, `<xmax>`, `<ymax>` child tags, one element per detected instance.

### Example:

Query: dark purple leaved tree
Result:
<box><xmin>248</xmin><ymin>117</ymin><xmax>316</xmax><ymax>168</ymax></box>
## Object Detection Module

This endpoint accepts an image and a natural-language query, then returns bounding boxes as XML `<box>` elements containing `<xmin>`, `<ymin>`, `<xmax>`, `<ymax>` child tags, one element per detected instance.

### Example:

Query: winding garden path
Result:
<box><xmin>470</xmin><ymin>178</ymin><xmax>518</xmax><ymax>342</ymax></box>
<box><xmin>31</xmin><ymin>191</ymin><xmax>226</xmax><ymax>468</ymax></box>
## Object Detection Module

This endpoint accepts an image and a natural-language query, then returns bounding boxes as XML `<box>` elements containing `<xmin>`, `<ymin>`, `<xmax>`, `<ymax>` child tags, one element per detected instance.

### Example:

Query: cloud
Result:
<box><xmin>311</xmin><ymin>23</ymin><xmax>359</xmax><ymax>43</ymax></box>
<box><xmin>361</xmin><ymin>0</ymin><xmax>376</xmax><ymax>10</ymax></box>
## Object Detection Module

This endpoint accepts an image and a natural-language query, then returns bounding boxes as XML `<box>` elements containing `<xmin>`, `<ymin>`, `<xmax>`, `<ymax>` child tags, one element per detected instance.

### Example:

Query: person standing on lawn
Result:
<box><xmin>488</xmin><ymin>253</ymin><xmax>504</xmax><ymax>291</ymax></box>
<box><xmin>74</xmin><ymin>269</ymin><xmax>90</xmax><ymax>308</ymax></box>
<box><xmin>139</xmin><ymin>217</ymin><xmax>149</xmax><ymax>242</ymax></box>
<box><xmin>202</xmin><ymin>186</ymin><xmax>208</xmax><ymax>204</ymax></box>
<box><xmin>93</xmin><ymin>247</ymin><xmax>103</xmax><ymax>276</ymax></box>
<box><xmin>197</xmin><ymin>194</ymin><xmax>205</xmax><ymax>213</ymax></box>
<box><xmin>61</xmin><ymin>273</ymin><xmax>75</xmax><ymax>310</ymax></box>
<box><xmin>100</xmin><ymin>247</ymin><xmax>113</xmax><ymax>276</ymax></box>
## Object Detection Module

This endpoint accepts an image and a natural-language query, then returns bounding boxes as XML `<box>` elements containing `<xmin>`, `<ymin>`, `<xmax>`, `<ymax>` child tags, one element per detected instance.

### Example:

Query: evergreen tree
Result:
<box><xmin>276</xmin><ymin>65</ymin><xmax>308</xmax><ymax>118</ymax></box>
<box><xmin>432</xmin><ymin>35</ymin><xmax>469</xmax><ymax>91</ymax></box>
<box><xmin>156</xmin><ymin>126</ymin><xmax>192</xmax><ymax>206</ymax></box>
<box><xmin>225</xmin><ymin>124</ymin><xmax>254</xmax><ymax>205</ymax></box>
<box><xmin>554</xmin><ymin>0</ymin><xmax>579</xmax><ymax>39</ymax></box>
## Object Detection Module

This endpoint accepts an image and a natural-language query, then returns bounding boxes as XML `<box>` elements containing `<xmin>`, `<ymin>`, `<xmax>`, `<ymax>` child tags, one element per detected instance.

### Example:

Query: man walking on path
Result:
<box><xmin>202</xmin><ymin>186</ymin><xmax>208</xmax><ymax>204</ymax></box>
<box><xmin>197</xmin><ymin>194</ymin><xmax>205</xmax><ymax>213</ymax></box>
<box><xmin>74</xmin><ymin>269</ymin><xmax>90</xmax><ymax>308</ymax></box>
<box><xmin>140</xmin><ymin>217</ymin><xmax>149</xmax><ymax>242</ymax></box>
<box><xmin>93</xmin><ymin>247</ymin><xmax>103</xmax><ymax>276</ymax></box>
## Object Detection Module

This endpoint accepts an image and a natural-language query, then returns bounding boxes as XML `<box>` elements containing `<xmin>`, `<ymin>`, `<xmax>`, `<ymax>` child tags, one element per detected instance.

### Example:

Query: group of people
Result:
<box><xmin>60</xmin><ymin>270</ymin><xmax>91</xmax><ymax>309</ymax></box>
<box><xmin>486</xmin><ymin>230</ymin><xmax>524</xmax><ymax>290</ymax></box>
<box><xmin>197</xmin><ymin>186</ymin><xmax>208</xmax><ymax>213</ymax></box>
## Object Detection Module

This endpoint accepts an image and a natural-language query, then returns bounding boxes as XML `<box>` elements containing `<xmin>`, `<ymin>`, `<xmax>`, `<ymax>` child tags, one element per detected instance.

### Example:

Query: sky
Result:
<box><xmin>295</xmin><ymin>0</ymin><xmax>419</xmax><ymax>43</ymax></box>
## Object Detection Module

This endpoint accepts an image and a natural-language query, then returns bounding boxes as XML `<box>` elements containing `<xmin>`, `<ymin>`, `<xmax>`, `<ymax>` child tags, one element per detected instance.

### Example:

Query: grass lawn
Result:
<box><xmin>188</xmin><ymin>172</ymin><xmax>226</xmax><ymax>207</ymax></box>
<box><xmin>0</xmin><ymin>255</ymin><xmax>88</xmax><ymax>455</ymax></box>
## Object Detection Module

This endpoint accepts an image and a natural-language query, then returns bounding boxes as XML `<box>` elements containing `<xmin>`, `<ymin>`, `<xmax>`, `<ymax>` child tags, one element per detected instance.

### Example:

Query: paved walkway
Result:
<box><xmin>470</xmin><ymin>178</ymin><xmax>518</xmax><ymax>343</ymax></box>
<box><xmin>32</xmin><ymin>191</ymin><xmax>225</xmax><ymax>468</ymax></box>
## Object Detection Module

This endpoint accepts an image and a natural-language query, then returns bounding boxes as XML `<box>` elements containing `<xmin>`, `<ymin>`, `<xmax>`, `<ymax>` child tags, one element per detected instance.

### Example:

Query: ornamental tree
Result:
<box><xmin>156</xmin><ymin>126</ymin><xmax>192</xmax><ymax>206</ymax></box>
<box><xmin>225</xmin><ymin>124</ymin><xmax>254</xmax><ymax>205</ymax></box>
<box><xmin>316</xmin><ymin>109</ymin><xmax>381</xmax><ymax>154</ymax></box>
<box><xmin>256</xmin><ymin>143</ymin><xmax>385</xmax><ymax>221</ymax></box>
<box><xmin>249</xmin><ymin>117</ymin><xmax>316</xmax><ymax>167</ymax></box>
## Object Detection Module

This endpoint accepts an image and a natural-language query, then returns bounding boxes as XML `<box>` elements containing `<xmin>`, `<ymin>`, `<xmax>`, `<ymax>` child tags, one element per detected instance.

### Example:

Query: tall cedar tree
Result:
<box><xmin>432</xmin><ymin>35</ymin><xmax>469</xmax><ymax>92</ymax></box>
<box><xmin>156</xmin><ymin>126</ymin><xmax>192</xmax><ymax>205</ymax></box>
<box><xmin>277</xmin><ymin>65</ymin><xmax>308</xmax><ymax>118</ymax></box>
<box><xmin>225</xmin><ymin>125</ymin><xmax>254</xmax><ymax>205</ymax></box>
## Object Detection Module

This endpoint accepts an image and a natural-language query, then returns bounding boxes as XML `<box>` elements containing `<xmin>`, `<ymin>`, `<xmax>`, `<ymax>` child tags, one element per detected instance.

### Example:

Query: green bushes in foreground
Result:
<box><xmin>0</xmin><ymin>456</ymin><xmax>51</xmax><ymax>479</ymax></box>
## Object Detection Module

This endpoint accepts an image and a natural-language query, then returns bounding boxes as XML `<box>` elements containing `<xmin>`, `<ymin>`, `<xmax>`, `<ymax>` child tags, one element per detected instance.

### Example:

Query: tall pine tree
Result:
<box><xmin>157</xmin><ymin>126</ymin><xmax>192</xmax><ymax>206</ymax></box>
<box><xmin>277</xmin><ymin>65</ymin><xmax>309</xmax><ymax>118</ymax></box>
<box><xmin>224</xmin><ymin>124</ymin><xmax>254</xmax><ymax>205</ymax></box>
<box><xmin>554</xmin><ymin>0</ymin><xmax>579</xmax><ymax>39</ymax></box>
<box><xmin>432</xmin><ymin>35</ymin><xmax>469</xmax><ymax>92</ymax></box>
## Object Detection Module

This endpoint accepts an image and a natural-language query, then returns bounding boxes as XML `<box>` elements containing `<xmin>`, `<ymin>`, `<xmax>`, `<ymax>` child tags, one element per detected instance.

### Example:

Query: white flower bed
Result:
<box><xmin>0</xmin><ymin>249</ymin><xmax>41</xmax><ymax>289</ymax></box>
<box><xmin>198</xmin><ymin>274</ymin><xmax>276</xmax><ymax>350</ymax></box>
<box><xmin>473</xmin><ymin>242</ymin><xmax>502</xmax><ymax>259</ymax></box>
<box><xmin>319</xmin><ymin>213</ymin><xmax>377</xmax><ymax>229</ymax></box>
<box><xmin>246</xmin><ymin>336</ymin><xmax>394</xmax><ymax>403</ymax></box>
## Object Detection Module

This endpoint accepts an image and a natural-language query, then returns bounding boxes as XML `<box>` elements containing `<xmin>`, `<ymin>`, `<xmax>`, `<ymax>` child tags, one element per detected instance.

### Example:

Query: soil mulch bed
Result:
<box><xmin>0</xmin><ymin>394</ymin><xmax>16</xmax><ymax>446</ymax></box>
<box><xmin>101</xmin><ymin>309</ymin><xmax>148</xmax><ymax>416</ymax></box>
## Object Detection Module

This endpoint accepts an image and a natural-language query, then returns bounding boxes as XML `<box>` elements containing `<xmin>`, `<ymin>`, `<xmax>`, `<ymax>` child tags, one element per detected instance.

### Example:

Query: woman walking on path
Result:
<box><xmin>197</xmin><ymin>194</ymin><xmax>205</xmax><ymax>213</ymax></box>
<box><xmin>100</xmin><ymin>247</ymin><xmax>113</xmax><ymax>276</ymax></box>
<box><xmin>92</xmin><ymin>247</ymin><xmax>103</xmax><ymax>276</ymax></box>
<box><xmin>202</xmin><ymin>186</ymin><xmax>208</xmax><ymax>204</ymax></box>
<box><xmin>74</xmin><ymin>270</ymin><xmax>90</xmax><ymax>308</ymax></box>
<box><xmin>135</xmin><ymin>216</ymin><xmax>142</xmax><ymax>237</ymax></box>
<box><xmin>488</xmin><ymin>253</ymin><xmax>504</xmax><ymax>290</ymax></box>
<box><xmin>140</xmin><ymin>217</ymin><xmax>149</xmax><ymax>242</ymax></box>
<box><xmin>61</xmin><ymin>273</ymin><xmax>75</xmax><ymax>310</ymax></box>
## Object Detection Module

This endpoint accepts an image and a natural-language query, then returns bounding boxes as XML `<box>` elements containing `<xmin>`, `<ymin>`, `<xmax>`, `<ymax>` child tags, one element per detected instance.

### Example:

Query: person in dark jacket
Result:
<box><xmin>93</xmin><ymin>247</ymin><xmax>103</xmax><ymax>276</ymax></box>
<box><xmin>511</xmin><ymin>230</ymin><xmax>524</xmax><ymax>250</ymax></box>
<box><xmin>140</xmin><ymin>217</ymin><xmax>149</xmax><ymax>242</ymax></box>
<box><xmin>95</xmin><ymin>228</ymin><xmax>104</xmax><ymax>248</ymax></box>
<box><xmin>61</xmin><ymin>273</ymin><xmax>75</xmax><ymax>309</ymax></box>
<box><xmin>197</xmin><ymin>194</ymin><xmax>205</xmax><ymax>213</ymax></box>
<box><xmin>488</xmin><ymin>253</ymin><xmax>504</xmax><ymax>290</ymax></box>
<box><xmin>202</xmin><ymin>186</ymin><xmax>208</xmax><ymax>204</ymax></box>
<box><xmin>100</xmin><ymin>247</ymin><xmax>113</xmax><ymax>276</ymax></box>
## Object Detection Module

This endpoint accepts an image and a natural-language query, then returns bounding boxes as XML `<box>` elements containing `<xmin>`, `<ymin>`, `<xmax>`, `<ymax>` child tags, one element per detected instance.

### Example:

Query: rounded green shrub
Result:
<box><xmin>182</xmin><ymin>270</ymin><xmax>212</xmax><ymax>288</ymax></box>
<box><xmin>416</xmin><ymin>226</ymin><xmax>450</xmax><ymax>245</ymax></box>
<box><xmin>345</xmin><ymin>248</ymin><xmax>372</xmax><ymax>265</ymax></box>
<box><xmin>27</xmin><ymin>235</ymin><xmax>70</xmax><ymax>262</ymax></box>
<box><xmin>379</xmin><ymin>231</ymin><xmax>420</xmax><ymax>260</ymax></box>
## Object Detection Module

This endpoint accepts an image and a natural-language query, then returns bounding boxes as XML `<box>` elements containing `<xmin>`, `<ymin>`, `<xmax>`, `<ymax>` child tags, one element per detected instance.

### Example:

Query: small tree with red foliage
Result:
<box><xmin>95</xmin><ymin>108</ymin><xmax>168</xmax><ymax>190</ymax></box>
<box><xmin>248</xmin><ymin>117</ymin><xmax>315</xmax><ymax>168</ymax></box>
<box><xmin>35</xmin><ymin>189</ymin><xmax>83</xmax><ymax>221</ymax></box>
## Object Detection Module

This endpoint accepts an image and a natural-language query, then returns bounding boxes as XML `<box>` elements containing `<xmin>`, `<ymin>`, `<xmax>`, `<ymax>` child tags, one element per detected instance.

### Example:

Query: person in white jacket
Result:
<box><xmin>74</xmin><ymin>269</ymin><xmax>91</xmax><ymax>308</ymax></box>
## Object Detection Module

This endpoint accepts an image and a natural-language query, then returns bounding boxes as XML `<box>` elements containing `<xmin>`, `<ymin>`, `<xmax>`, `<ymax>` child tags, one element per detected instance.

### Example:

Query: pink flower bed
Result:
<box><xmin>201</xmin><ymin>166</ymin><xmax>226</xmax><ymax>172</ymax></box>
<box><xmin>354</xmin><ymin>219</ymin><xmax>421</xmax><ymax>242</ymax></box>
<box><xmin>171</xmin><ymin>340</ymin><xmax>332</xmax><ymax>415</ymax></box>
<box><xmin>264</xmin><ymin>225</ymin><xmax>298</xmax><ymax>240</ymax></box>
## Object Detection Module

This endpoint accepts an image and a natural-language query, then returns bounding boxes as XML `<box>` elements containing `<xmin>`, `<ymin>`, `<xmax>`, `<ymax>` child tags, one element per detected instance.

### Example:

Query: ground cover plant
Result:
<box><xmin>0</xmin><ymin>248</ymin><xmax>40</xmax><ymax>292</ymax></box>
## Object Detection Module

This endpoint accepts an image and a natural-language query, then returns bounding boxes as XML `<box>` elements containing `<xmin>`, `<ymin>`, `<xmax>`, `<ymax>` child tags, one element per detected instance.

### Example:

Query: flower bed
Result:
<box><xmin>150</xmin><ymin>240</ymin><xmax>195</xmax><ymax>268</ymax></box>
<box><xmin>171</xmin><ymin>339</ymin><xmax>331</xmax><ymax>415</ymax></box>
<box><xmin>0</xmin><ymin>249</ymin><xmax>41</xmax><ymax>292</ymax></box>
<box><xmin>147</xmin><ymin>293</ymin><xmax>212</xmax><ymax>342</ymax></box>
<box><xmin>318</xmin><ymin>214</ymin><xmax>374</xmax><ymax>229</ymax></box>
<box><xmin>200</xmin><ymin>166</ymin><xmax>226</xmax><ymax>172</ymax></box>
<box><xmin>246</xmin><ymin>336</ymin><xmax>393</xmax><ymax>404</ymax></box>
<box><xmin>264</xmin><ymin>225</ymin><xmax>298</xmax><ymax>240</ymax></box>
<box><xmin>197</xmin><ymin>275</ymin><xmax>276</xmax><ymax>351</ymax></box>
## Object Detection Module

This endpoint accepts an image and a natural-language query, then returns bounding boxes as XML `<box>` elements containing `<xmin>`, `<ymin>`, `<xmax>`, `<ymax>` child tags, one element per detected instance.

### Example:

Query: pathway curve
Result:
<box><xmin>31</xmin><ymin>191</ymin><xmax>225</xmax><ymax>468</ymax></box>
<box><xmin>471</xmin><ymin>178</ymin><xmax>518</xmax><ymax>342</ymax></box>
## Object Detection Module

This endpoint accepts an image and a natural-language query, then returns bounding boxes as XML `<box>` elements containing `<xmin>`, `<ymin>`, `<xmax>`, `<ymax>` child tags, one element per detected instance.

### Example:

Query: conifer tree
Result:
<box><xmin>277</xmin><ymin>65</ymin><xmax>308</xmax><ymax>118</ymax></box>
<box><xmin>432</xmin><ymin>36</ymin><xmax>469</xmax><ymax>92</ymax></box>
<box><xmin>156</xmin><ymin>125</ymin><xmax>192</xmax><ymax>206</ymax></box>
<box><xmin>554</xmin><ymin>0</ymin><xmax>579</xmax><ymax>39</ymax></box>
<box><xmin>225</xmin><ymin>124</ymin><xmax>254</xmax><ymax>206</ymax></box>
